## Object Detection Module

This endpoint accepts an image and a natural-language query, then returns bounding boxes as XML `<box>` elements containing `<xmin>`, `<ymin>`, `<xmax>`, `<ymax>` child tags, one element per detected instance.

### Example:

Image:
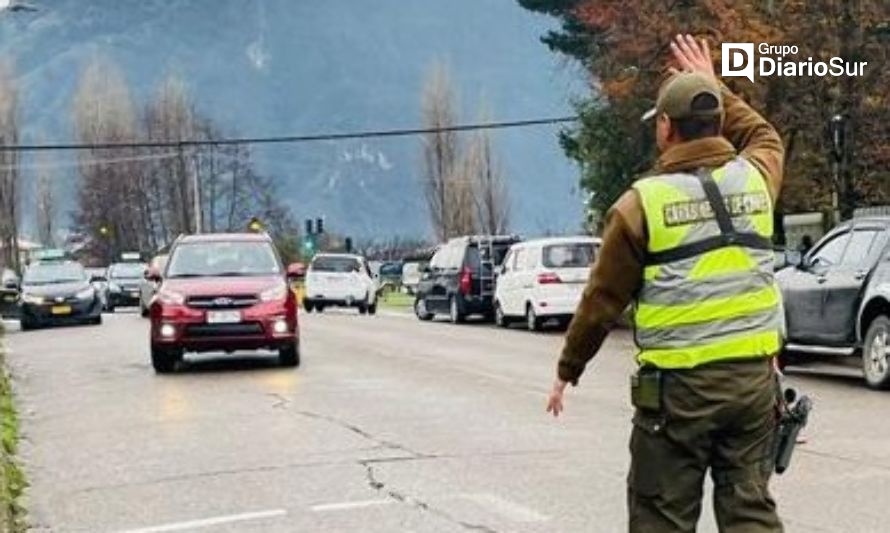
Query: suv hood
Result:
<box><xmin>161</xmin><ymin>276</ymin><xmax>283</xmax><ymax>297</ymax></box>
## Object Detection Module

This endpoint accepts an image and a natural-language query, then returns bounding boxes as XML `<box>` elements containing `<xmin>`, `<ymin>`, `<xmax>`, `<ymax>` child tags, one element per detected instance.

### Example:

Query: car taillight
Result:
<box><xmin>537</xmin><ymin>272</ymin><xmax>562</xmax><ymax>285</ymax></box>
<box><xmin>459</xmin><ymin>267</ymin><xmax>473</xmax><ymax>295</ymax></box>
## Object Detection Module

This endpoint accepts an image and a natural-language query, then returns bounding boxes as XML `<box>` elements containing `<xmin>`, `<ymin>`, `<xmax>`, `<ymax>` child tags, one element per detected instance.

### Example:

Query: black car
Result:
<box><xmin>106</xmin><ymin>262</ymin><xmax>147</xmax><ymax>311</ymax></box>
<box><xmin>19</xmin><ymin>261</ymin><xmax>102</xmax><ymax>330</ymax></box>
<box><xmin>0</xmin><ymin>268</ymin><xmax>20</xmax><ymax>318</ymax></box>
<box><xmin>414</xmin><ymin>235</ymin><xmax>520</xmax><ymax>323</ymax></box>
<box><xmin>777</xmin><ymin>217</ymin><xmax>890</xmax><ymax>388</ymax></box>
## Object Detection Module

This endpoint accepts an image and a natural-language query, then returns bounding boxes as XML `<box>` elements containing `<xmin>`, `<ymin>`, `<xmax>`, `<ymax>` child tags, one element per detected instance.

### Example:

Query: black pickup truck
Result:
<box><xmin>777</xmin><ymin>217</ymin><xmax>890</xmax><ymax>389</ymax></box>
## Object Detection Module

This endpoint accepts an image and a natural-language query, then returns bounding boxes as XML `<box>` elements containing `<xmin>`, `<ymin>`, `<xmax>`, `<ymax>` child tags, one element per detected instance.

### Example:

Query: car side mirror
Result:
<box><xmin>145</xmin><ymin>267</ymin><xmax>162</xmax><ymax>282</ymax></box>
<box><xmin>286</xmin><ymin>262</ymin><xmax>306</xmax><ymax>280</ymax></box>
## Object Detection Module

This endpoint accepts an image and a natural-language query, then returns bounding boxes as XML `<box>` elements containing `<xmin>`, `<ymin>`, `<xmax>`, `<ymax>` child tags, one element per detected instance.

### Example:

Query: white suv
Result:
<box><xmin>494</xmin><ymin>236</ymin><xmax>600</xmax><ymax>331</ymax></box>
<box><xmin>304</xmin><ymin>253</ymin><xmax>378</xmax><ymax>314</ymax></box>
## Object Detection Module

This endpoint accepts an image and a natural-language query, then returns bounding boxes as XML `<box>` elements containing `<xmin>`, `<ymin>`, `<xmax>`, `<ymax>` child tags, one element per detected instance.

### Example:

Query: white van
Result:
<box><xmin>494</xmin><ymin>236</ymin><xmax>600</xmax><ymax>331</ymax></box>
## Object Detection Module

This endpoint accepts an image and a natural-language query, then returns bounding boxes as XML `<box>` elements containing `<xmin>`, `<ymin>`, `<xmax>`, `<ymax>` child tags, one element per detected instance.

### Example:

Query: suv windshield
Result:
<box><xmin>108</xmin><ymin>263</ymin><xmax>146</xmax><ymax>279</ymax></box>
<box><xmin>312</xmin><ymin>256</ymin><xmax>361</xmax><ymax>273</ymax></box>
<box><xmin>24</xmin><ymin>263</ymin><xmax>86</xmax><ymax>285</ymax></box>
<box><xmin>166</xmin><ymin>241</ymin><xmax>281</xmax><ymax>278</ymax></box>
<box><xmin>543</xmin><ymin>243</ymin><xmax>595</xmax><ymax>268</ymax></box>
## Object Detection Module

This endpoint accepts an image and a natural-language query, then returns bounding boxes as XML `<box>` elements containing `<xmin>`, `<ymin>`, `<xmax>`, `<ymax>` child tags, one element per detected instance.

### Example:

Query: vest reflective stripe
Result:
<box><xmin>640</xmin><ymin>269</ymin><xmax>775</xmax><ymax>307</ymax></box>
<box><xmin>636</xmin><ymin>284</ymin><xmax>779</xmax><ymax>329</ymax></box>
<box><xmin>632</xmin><ymin>157</ymin><xmax>781</xmax><ymax>369</ymax></box>
<box><xmin>638</xmin><ymin>330</ymin><xmax>782</xmax><ymax>369</ymax></box>
<box><xmin>636</xmin><ymin>306</ymin><xmax>783</xmax><ymax>349</ymax></box>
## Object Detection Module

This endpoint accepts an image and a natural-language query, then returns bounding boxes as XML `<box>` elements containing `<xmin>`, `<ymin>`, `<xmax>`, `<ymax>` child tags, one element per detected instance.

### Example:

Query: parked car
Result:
<box><xmin>401</xmin><ymin>262</ymin><xmax>425</xmax><ymax>294</ymax></box>
<box><xmin>494</xmin><ymin>236</ymin><xmax>600</xmax><ymax>331</ymax></box>
<box><xmin>85</xmin><ymin>267</ymin><xmax>110</xmax><ymax>310</ymax></box>
<box><xmin>140</xmin><ymin>253</ymin><xmax>168</xmax><ymax>317</ymax></box>
<box><xmin>776</xmin><ymin>217</ymin><xmax>890</xmax><ymax>388</ymax></box>
<box><xmin>377</xmin><ymin>261</ymin><xmax>404</xmax><ymax>289</ymax></box>
<box><xmin>19</xmin><ymin>260</ymin><xmax>102</xmax><ymax>330</ymax></box>
<box><xmin>303</xmin><ymin>253</ymin><xmax>378</xmax><ymax>314</ymax></box>
<box><xmin>148</xmin><ymin>233</ymin><xmax>302</xmax><ymax>373</ymax></box>
<box><xmin>106</xmin><ymin>261</ymin><xmax>147</xmax><ymax>311</ymax></box>
<box><xmin>0</xmin><ymin>268</ymin><xmax>20</xmax><ymax>318</ymax></box>
<box><xmin>413</xmin><ymin>235</ymin><xmax>521</xmax><ymax>323</ymax></box>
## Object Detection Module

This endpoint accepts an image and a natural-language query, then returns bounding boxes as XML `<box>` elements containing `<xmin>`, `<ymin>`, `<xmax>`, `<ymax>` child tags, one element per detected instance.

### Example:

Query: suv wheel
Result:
<box><xmin>495</xmin><ymin>302</ymin><xmax>509</xmax><ymax>328</ymax></box>
<box><xmin>863</xmin><ymin>315</ymin><xmax>890</xmax><ymax>389</ymax></box>
<box><xmin>526</xmin><ymin>304</ymin><xmax>541</xmax><ymax>332</ymax></box>
<box><xmin>151</xmin><ymin>346</ymin><xmax>182</xmax><ymax>374</ymax></box>
<box><xmin>279</xmin><ymin>342</ymin><xmax>300</xmax><ymax>367</ymax></box>
<box><xmin>449</xmin><ymin>296</ymin><xmax>465</xmax><ymax>324</ymax></box>
<box><xmin>414</xmin><ymin>298</ymin><xmax>433</xmax><ymax>321</ymax></box>
<box><xmin>140</xmin><ymin>303</ymin><xmax>149</xmax><ymax>318</ymax></box>
<box><xmin>368</xmin><ymin>301</ymin><xmax>377</xmax><ymax>315</ymax></box>
<box><xmin>303</xmin><ymin>300</ymin><xmax>314</xmax><ymax>313</ymax></box>
<box><xmin>20</xmin><ymin>318</ymin><xmax>37</xmax><ymax>331</ymax></box>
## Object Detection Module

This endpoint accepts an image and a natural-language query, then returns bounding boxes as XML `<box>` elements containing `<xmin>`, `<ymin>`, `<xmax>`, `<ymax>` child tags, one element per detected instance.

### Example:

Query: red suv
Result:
<box><xmin>147</xmin><ymin>233</ymin><xmax>301</xmax><ymax>373</ymax></box>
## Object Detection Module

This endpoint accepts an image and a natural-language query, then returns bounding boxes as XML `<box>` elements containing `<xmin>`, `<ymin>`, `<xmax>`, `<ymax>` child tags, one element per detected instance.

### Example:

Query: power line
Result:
<box><xmin>0</xmin><ymin>151</ymin><xmax>179</xmax><ymax>172</ymax></box>
<box><xmin>0</xmin><ymin>116</ymin><xmax>578</xmax><ymax>152</ymax></box>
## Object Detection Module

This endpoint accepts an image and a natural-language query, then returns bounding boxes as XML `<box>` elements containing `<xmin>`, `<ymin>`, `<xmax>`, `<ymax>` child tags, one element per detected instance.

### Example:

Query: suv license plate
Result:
<box><xmin>207</xmin><ymin>310</ymin><xmax>241</xmax><ymax>324</ymax></box>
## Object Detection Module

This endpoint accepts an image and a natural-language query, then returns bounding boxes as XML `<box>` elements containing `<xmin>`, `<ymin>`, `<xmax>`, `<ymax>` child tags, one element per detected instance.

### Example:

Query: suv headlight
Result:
<box><xmin>76</xmin><ymin>287</ymin><xmax>95</xmax><ymax>300</ymax></box>
<box><xmin>157</xmin><ymin>289</ymin><xmax>185</xmax><ymax>305</ymax></box>
<box><xmin>21</xmin><ymin>293</ymin><xmax>44</xmax><ymax>305</ymax></box>
<box><xmin>260</xmin><ymin>283</ymin><xmax>288</xmax><ymax>302</ymax></box>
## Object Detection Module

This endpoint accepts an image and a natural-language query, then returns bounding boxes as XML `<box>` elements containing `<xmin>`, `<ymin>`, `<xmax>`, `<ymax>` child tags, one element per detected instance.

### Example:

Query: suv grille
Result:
<box><xmin>186</xmin><ymin>294</ymin><xmax>259</xmax><ymax>309</ymax></box>
<box><xmin>185</xmin><ymin>323</ymin><xmax>263</xmax><ymax>338</ymax></box>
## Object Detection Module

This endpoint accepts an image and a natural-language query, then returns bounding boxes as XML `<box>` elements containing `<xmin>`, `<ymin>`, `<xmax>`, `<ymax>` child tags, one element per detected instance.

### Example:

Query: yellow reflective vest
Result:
<box><xmin>631</xmin><ymin>157</ymin><xmax>782</xmax><ymax>369</ymax></box>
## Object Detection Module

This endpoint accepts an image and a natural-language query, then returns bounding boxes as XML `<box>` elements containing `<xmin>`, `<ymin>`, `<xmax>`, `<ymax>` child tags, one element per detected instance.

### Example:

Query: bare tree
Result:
<box><xmin>0</xmin><ymin>59</ymin><xmax>21</xmax><ymax>271</ymax></box>
<box><xmin>35</xmin><ymin>153</ymin><xmax>56</xmax><ymax>246</ymax></box>
<box><xmin>444</xmin><ymin>164</ymin><xmax>478</xmax><ymax>236</ymax></box>
<box><xmin>421</xmin><ymin>61</ymin><xmax>461</xmax><ymax>240</ymax></box>
<box><xmin>72</xmin><ymin>56</ymin><xmax>146</xmax><ymax>261</ymax></box>
<box><xmin>466</xmin><ymin>105</ymin><xmax>510</xmax><ymax>234</ymax></box>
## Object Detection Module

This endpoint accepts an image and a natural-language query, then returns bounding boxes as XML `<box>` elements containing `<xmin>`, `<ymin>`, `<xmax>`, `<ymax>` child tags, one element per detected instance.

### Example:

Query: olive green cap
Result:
<box><xmin>641</xmin><ymin>72</ymin><xmax>723</xmax><ymax>122</ymax></box>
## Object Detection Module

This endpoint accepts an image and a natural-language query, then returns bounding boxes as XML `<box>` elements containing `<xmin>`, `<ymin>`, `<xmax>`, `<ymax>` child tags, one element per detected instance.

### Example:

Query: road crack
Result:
<box><xmin>296</xmin><ymin>410</ymin><xmax>425</xmax><ymax>458</ymax></box>
<box><xmin>361</xmin><ymin>462</ymin><xmax>499</xmax><ymax>533</ymax></box>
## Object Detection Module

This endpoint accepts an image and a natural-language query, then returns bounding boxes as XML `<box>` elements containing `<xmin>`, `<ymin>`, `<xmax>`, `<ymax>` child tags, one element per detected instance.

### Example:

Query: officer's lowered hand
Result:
<box><xmin>546</xmin><ymin>379</ymin><xmax>568</xmax><ymax>418</ymax></box>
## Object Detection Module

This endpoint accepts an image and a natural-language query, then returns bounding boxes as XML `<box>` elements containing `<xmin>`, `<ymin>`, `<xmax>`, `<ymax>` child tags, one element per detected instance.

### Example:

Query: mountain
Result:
<box><xmin>0</xmin><ymin>0</ymin><xmax>585</xmax><ymax>240</ymax></box>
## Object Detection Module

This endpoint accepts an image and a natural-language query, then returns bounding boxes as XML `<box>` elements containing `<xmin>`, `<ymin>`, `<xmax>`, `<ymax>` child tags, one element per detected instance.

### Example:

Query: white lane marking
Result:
<box><xmin>458</xmin><ymin>493</ymin><xmax>549</xmax><ymax>523</ymax></box>
<box><xmin>115</xmin><ymin>509</ymin><xmax>287</xmax><ymax>533</ymax></box>
<box><xmin>311</xmin><ymin>499</ymin><xmax>395</xmax><ymax>512</ymax></box>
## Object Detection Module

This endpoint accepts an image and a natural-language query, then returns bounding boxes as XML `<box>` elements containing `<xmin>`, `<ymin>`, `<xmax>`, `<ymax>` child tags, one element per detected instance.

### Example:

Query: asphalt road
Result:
<box><xmin>5</xmin><ymin>309</ymin><xmax>890</xmax><ymax>532</ymax></box>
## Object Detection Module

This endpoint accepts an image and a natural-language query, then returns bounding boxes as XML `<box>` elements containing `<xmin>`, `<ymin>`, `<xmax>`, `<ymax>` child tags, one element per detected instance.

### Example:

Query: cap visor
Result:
<box><xmin>640</xmin><ymin>107</ymin><xmax>657</xmax><ymax>122</ymax></box>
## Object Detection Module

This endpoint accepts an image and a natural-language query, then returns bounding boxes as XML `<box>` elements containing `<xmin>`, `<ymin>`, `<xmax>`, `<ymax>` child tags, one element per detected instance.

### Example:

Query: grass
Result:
<box><xmin>0</xmin><ymin>328</ymin><xmax>25</xmax><ymax>533</ymax></box>
<box><xmin>377</xmin><ymin>288</ymin><xmax>414</xmax><ymax>310</ymax></box>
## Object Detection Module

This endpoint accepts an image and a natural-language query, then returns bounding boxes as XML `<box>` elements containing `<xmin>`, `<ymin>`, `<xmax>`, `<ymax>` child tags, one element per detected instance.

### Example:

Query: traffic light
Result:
<box><xmin>247</xmin><ymin>217</ymin><xmax>264</xmax><ymax>233</ymax></box>
<box><xmin>305</xmin><ymin>219</ymin><xmax>314</xmax><ymax>235</ymax></box>
<box><xmin>316</xmin><ymin>217</ymin><xmax>324</xmax><ymax>234</ymax></box>
<box><xmin>98</xmin><ymin>225</ymin><xmax>110</xmax><ymax>237</ymax></box>
<box><xmin>345</xmin><ymin>237</ymin><xmax>353</xmax><ymax>253</ymax></box>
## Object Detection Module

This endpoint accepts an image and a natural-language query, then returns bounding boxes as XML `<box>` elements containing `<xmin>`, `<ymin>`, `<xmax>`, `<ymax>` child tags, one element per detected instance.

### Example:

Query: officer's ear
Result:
<box><xmin>656</xmin><ymin>113</ymin><xmax>675</xmax><ymax>150</ymax></box>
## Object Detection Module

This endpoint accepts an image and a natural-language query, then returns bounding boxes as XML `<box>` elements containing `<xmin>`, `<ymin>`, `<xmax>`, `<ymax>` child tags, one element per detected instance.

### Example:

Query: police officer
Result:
<box><xmin>546</xmin><ymin>34</ymin><xmax>785</xmax><ymax>532</ymax></box>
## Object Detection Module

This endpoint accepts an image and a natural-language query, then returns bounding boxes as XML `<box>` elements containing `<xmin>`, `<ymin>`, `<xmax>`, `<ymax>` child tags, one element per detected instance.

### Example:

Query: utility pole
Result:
<box><xmin>191</xmin><ymin>149</ymin><xmax>202</xmax><ymax>233</ymax></box>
